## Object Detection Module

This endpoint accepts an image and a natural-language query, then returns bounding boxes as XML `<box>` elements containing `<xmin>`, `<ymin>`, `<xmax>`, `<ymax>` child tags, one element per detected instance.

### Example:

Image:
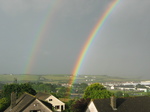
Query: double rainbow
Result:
<box><xmin>24</xmin><ymin>0</ymin><xmax>120</xmax><ymax>87</ymax></box>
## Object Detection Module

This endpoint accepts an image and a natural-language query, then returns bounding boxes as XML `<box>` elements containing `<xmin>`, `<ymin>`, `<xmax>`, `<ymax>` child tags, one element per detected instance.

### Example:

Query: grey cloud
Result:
<box><xmin>0</xmin><ymin>0</ymin><xmax>54</xmax><ymax>15</ymax></box>
<box><xmin>0</xmin><ymin>0</ymin><xmax>150</xmax><ymax>77</ymax></box>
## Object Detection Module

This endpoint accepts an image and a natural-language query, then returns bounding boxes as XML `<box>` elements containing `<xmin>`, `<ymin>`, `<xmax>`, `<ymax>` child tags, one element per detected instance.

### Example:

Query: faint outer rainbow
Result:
<box><xmin>24</xmin><ymin>0</ymin><xmax>61</xmax><ymax>74</ymax></box>
<box><xmin>69</xmin><ymin>0</ymin><xmax>120</xmax><ymax>85</ymax></box>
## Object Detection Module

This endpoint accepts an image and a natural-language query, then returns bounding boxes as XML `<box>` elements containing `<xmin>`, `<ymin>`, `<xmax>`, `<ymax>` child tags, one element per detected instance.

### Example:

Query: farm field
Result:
<box><xmin>0</xmin><ymin>74</ymin><xmax>148</xmax><ymax>84</ymax></box>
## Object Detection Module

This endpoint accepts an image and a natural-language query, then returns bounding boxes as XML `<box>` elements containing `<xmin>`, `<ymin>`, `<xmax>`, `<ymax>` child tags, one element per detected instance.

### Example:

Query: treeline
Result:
<box><xmin>1</xmin><ymin>82</ymin><xmax>134</xmax><ymax>112</ymax></box>
<box><xmin>0</xmin><ymin>83</ymin><xmax>4</xmax><ymax>90</ymax></box>
<box><xmin>31</xmin><ymin>82</ymin><xmax>88</xmax><ymax>98</ymax></box>
<box><xmin>31</xmin><ymin>82</ymin><xmax>68</xmax><ymax>98</ymax></box>
<box><xmin>0</xmin><ymin>83</ymin><xmax>36</xmax><ymax>111</ymax></box>
<box><xmin>0</xmin><ymin>82</ymin><xmax>88</xmax><ymax>111</ymax></box>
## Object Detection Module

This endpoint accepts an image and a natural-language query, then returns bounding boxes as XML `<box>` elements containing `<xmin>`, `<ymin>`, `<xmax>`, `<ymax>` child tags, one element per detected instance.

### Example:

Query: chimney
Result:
<box><xmin>11</xmin><ymin>92</ymin><xmax>16</xmax><ymax>109</ymax></box>
<box><xmin>110</xmin><ymin>96</ymin><xmax>117</xmax><ymax>110</ymax></box>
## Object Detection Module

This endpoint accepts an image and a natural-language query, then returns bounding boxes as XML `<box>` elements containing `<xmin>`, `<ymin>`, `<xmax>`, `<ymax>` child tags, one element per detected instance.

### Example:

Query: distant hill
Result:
<box><xmin>0</xmin><ymin>74</ymin><xmax>149</xmax><ymax>84</ymax></box>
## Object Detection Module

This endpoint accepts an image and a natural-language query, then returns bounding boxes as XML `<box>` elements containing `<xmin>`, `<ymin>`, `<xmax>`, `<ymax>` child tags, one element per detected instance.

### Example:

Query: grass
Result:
<box><xmin>0</xmin><ymin>74</ymin><xmax>149</xmax><ymax>84</ymax></box>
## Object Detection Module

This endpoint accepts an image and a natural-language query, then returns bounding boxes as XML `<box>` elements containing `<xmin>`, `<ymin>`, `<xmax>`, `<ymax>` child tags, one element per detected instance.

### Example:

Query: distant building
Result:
<box><xmin>109</xmin><ymin>85</ymin><xmax>136</xmax><ymax>91</ymax></box>
<box><xmin>140</xmin><ymin>81</ymin><xmax>150</xmax><ymax>85</ymax></box>
<box><xmin>136</xmin><ymin>87</ymin><xmax>147</xmax><ymax>92</ymax></box>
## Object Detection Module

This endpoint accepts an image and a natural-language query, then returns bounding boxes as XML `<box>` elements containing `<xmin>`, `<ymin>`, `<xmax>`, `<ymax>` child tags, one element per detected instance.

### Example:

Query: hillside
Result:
<box><xmin>0</xmin><ymin>74</ymin><xmax>148</xmax><ymax>84</ymax></box>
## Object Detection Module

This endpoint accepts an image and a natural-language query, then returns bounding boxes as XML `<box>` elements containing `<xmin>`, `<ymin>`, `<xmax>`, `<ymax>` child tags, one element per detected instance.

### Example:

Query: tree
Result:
<box><xmin>0</xmin><ymin>83</ymin><xmax>36</xmax><ymax>111</ymax></box>
<box><xmin>13</xmin><ymin>78</ymin><xmax>17</xmax><ymax>84</ymax></box>
<box><xmin>72</xmin><ymin>83</ymin><xmax>88</xmax><ymax>94</ymax></box>
<box><xmin>136</xmin><ymin>84</ymin><xmax>146</xmax><ymax>88</ymax></box>
<box><xmin>0</xmin><ymin>97</ymin><xmax>10</xmax><ymax>111</ymax></box>
<box><xmin>123</xmin><ymin>93</ymin><xmax>130</xmax><ymax>97</ymax></box>
<box><xmin>83</xmin><ymin>83</ymin><xmax>112</xmax><ymax>99</ymax></box>
<box><xmin>0</xmin><ymin>83</ymin><xmax>4</xmax><ymax>90</ymax></box>
<box><xmin>31</xmin><ymin>82</ymin><xmax>58</xmax><ymax>93</ymax></box>
<box><xmin>63</xmin><ymin>99</ymin><xmax>75</xmax><ymax>112</ymax></box>
<box><xmin>56</xmin><ymin>86</ymin><xmax>68</xmax><ymax>98</ymax></box>
<box><xmin>71</xmin><ymin>98</ymin><xmax>90</xmax><ymax>112</ymax></box>
<box><xmin>115</xmin><ymin>91</ymin><xmax>123</xmax><ymax>98</ymax></box>
<box><xmin>2</xmin><ymin>83</ymin><xmax>36</xmax><ymax>98</ymax></box>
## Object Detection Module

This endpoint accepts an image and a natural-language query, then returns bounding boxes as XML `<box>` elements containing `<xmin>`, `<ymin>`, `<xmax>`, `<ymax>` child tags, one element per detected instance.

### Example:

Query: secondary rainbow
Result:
<box><xmin>24</xmin><ymin>0</ymin><xmax>61</xmax><ymax>74</ymax></box>
<box><xmin>70</xmin><ymin>0</ymin><xmax>120</xmax><ymax>85</ymax></box>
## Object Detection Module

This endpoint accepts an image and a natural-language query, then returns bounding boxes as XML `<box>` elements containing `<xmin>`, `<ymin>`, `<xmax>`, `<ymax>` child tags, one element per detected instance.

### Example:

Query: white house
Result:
<box><xmin>36</xmin><ymin>92</ymin><xmax>65</xmax><ymax>112</ymax></box>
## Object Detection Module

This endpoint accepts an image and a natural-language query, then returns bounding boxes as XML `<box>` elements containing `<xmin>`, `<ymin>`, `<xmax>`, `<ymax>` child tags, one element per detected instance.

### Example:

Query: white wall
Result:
<box><xmin>86</xmin><ymin>101</ymin><xmax>98</xmax><ymax>112</ymax></box>
<box><xmin>45</xmin><ymin>95</ymin><xmax>65</xmax><ymax>112</ymax></box>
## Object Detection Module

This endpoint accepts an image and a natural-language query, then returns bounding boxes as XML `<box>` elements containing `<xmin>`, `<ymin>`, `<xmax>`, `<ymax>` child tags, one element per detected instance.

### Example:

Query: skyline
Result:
<box><xmin>0</xmin><ymin>0</ymin><xmax>150</xmax><ymax>78</ymax></box>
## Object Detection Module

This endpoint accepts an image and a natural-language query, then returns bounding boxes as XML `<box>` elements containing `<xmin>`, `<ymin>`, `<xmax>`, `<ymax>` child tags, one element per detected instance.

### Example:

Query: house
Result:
<box><xmin>4</xmin><ymin>92</ymin><xmax>53</xmax><ymax>112</ymax></box>
<box><xmin>86</xmin><ymin>96</ymin><xmax>150</xmax><ymax>112</ymax></box>
<box><xmin>36</xmin><ymin>92</ymin><xmax>65</xmax><ymax>112</ymax></box>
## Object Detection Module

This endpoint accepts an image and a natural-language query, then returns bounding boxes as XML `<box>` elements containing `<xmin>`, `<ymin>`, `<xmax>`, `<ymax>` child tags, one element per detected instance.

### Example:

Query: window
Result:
<box><xmin>30</xmin><ymin>110</ymin><xmax>41</xmax><ymax>112</ymax></box>
<box><xmin>55</xmin><ymin>105</ymin><xmax>60</xmax><ymax>109</ymax></box>
<box><xmin>49</xmin><ymin>99</ymin><xmax>52</xmax><ymax>101</ymax></box>
<box><xmin>33</xmin><ymin>103</ymin><xmax>38</xmax><ymax>106</ymax></box>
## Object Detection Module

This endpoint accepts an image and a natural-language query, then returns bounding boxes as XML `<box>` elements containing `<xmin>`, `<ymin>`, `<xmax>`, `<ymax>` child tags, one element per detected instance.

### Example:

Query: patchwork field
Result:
<box><xmin>0</xmin><ymin>74</ymin><xmax>148</xmax><ymax>84</ymax></box>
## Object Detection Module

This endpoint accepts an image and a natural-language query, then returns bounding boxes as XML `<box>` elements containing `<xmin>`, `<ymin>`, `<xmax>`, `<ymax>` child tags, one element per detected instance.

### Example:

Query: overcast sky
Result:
<box><xmin>0</xmin><ymin>0</ymin><xmax>150</xmax><ymax>78</ymax></box>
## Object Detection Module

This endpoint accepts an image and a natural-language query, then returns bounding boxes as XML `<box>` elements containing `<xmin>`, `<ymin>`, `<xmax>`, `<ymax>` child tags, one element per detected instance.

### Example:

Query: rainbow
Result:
<box><xmin>24</xmin><ymin>1</ymin><xmax>61</xmax><ymax>74</ymax></box>
<box><xmin>69</xmin><ymin>0</ymin><xmax>120</xmax><ymax>86</ymax></box>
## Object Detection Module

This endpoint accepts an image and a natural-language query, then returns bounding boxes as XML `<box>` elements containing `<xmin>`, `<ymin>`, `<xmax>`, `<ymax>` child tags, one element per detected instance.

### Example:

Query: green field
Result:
<box><xmin>0</xmin><ymin>74</ymin><xmax>70</xmax><ymax>83</ymax></box>
<box><xmin>0</xmin><ymin>74</ymin><xmax>148</xmax><ymax>84</ymax></box>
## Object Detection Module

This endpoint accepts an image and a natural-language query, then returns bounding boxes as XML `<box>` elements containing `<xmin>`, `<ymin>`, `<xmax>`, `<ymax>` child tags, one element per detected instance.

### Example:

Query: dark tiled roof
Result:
<box><xmin>35</xmin><ymin>92</ymin><xmax>51</xmax><ymax>100</ymax></box>
<box><xmin>92</xmin><ymin>96</ymin><xmax>150</xmax><ymax>112</ymax></box>
<box><xmin>4</xmin><ymin>93</ymin><xmax>53</xmax><ymax>112</ymax></box>
<box><xmin>4</xmin><ymin>93</ymin><xmax>36</xmax><ymax>112</ymax></box>
<box><xmin>40</xmin><ymin>100</ymin><xmax>53</xmax><ymax>109</ymax></box>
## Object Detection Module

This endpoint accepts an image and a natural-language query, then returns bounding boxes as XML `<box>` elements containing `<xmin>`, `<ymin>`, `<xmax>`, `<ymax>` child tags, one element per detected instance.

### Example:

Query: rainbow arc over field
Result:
<box><xmin>24</xmin><ymin>0</ymin><xmax>120</xmax><ymax>89</ymax></box>
<box><xmin>24</xmin><ymin>0</ymin><xmax>61</xmax><ymax>74</ymax></box>
<box><xmin>69</xmin><ymin>0</ymin><xmax>120</xmax><ymax>87</ymax></box>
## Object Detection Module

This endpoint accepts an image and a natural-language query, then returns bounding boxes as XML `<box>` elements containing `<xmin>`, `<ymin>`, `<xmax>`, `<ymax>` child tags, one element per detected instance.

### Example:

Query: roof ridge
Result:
<box><xmin>24</xmin><ymin>92</ymin><xmax>36</xmax><ymax>98</ymax></box>
<box><xmin>37</xmin><ymin>92</ymin><xmax>51</xmax><ymax>95</ymax></box>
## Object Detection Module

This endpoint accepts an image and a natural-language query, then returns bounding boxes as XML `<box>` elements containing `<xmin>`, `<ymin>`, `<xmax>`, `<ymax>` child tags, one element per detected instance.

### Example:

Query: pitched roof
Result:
<box><xmin>5</xmin><ymin>93</ymin><xmax>36</xmax><ymax>112</ymax></box>
<box><xmin>4</xmin><ymin>93</ymin><xmax>52</xmax><ymax>112</ymax></box>
<box><xmin>40</xmin><ymin>100</ymin><xmax>53</xmax><ymax>109</ymax></box>
<box><xmin>35</xmin><ymin>92</ymin><xmax>51</xmax><ymax>100</ymax></box>
<box><xmin>91</xmin><ymin>96</ymin><xmax>150</xmax><ymax>112</ymax></box>
<box><xmin>36</xmin><ymin>92</ymin><xmax>65</xmax><ymax>105</ymax></box>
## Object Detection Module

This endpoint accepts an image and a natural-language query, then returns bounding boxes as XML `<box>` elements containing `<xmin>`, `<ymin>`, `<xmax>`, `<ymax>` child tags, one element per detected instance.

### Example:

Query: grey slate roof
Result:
<box><xmin>4</xmin><ymin>92</ymin><xmax>52</xmax><ymax>112</ymax></box>
<box><xmin>5</xmin><ymin>93</ymin><xmax>35</xmax><ymax>112</ymax></box>
<box><xmin>91</xmin><ymin>96</ymin><xmax>150</xmax><ymax>112</ymax></box>
<box><xmin>35</xmin><ymin>92</ymin><xmax>51</xmax><ymax>100</ymax></box>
